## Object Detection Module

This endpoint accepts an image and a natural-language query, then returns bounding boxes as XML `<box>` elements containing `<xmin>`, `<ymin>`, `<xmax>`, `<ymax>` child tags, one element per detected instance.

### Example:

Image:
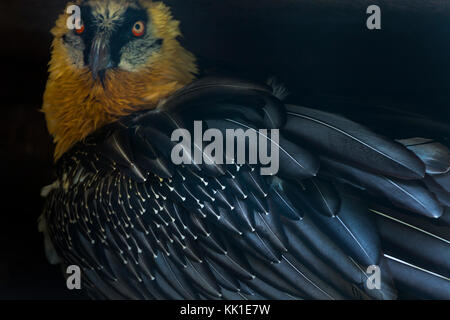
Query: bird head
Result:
<box><xmin>43</xmin><ymin>0</ymin><xmax>198</xmax><ymax>160</ymax></box>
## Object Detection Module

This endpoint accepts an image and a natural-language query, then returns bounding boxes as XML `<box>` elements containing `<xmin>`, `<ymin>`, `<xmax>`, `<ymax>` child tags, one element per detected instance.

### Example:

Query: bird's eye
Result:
<box><xmin>75</xmin><ymin>22</ymin><xmax>85</xmax><ymax>35</ymax></box>
<box><xmin>132</xmin><ymin>21</ymin><xmax>145</xmax><ymax>37</ymax></box>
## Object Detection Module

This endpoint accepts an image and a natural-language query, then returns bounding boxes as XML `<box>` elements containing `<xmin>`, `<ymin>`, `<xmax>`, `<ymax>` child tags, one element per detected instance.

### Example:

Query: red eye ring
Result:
<box><xmin>132</xmin><ymin>21</ymin><xmax>145</xmax><ymax>37</ymax></box>
<box><xmin>75</xmin><ymin>23</ymin><xmax>85</xmax><ymax>35</ymax></box>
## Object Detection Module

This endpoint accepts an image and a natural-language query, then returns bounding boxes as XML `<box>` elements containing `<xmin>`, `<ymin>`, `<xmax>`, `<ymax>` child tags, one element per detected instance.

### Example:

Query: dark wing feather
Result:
<box><xmin>320</xmin><ymin>157</ymin><xmax>443</xmax><ymax>219</ymax></box>
<box><xmin>42</xmin><ymin>77</ymin><xmax>450</xmax><ymax>300</ymax></box>
<box><xmin>398</xmin><ymin>138</ymin><xmax>450</xmax><ymax>175</ymax></box>
<box><xmin>284</xmin><ymin>105</ymin><xmax>426</xmax><ymax>180</ymax></box>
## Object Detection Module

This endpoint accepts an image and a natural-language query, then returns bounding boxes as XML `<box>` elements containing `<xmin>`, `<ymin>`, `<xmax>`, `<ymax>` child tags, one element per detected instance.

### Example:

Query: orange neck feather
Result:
<box><xmin>42</xmin><ymin>1</ymin><xmax>197</xmax><ymax>160</ymax></box>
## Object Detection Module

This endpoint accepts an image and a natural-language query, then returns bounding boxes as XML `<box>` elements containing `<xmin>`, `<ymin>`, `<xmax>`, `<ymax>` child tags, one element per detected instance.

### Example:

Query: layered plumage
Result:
<box><xmin>40</xmin><ymin>0</ymin><xmax>450</xmax><ymax>300</ymax></box>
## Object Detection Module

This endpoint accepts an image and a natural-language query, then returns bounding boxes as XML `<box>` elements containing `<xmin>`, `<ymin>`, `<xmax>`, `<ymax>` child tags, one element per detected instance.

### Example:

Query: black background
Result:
<box><xmin>0</xmin><ymin>0</ymin><xmax>449</xmax><ymax>299</ymax></box>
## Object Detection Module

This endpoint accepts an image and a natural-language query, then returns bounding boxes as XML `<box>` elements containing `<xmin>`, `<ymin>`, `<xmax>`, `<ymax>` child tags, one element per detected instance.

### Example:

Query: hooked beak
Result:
<box><xmin>89</xmin><ymin>33</ymin><xmax>112</xmax><ymax>80</ymax></box>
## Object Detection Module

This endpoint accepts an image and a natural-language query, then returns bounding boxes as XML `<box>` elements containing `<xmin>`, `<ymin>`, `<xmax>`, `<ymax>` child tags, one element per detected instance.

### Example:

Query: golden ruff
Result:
<box><xmin>42</xmin><ymin>1</ymin><xmax>198</xmax><ymax>160</ymax></box>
